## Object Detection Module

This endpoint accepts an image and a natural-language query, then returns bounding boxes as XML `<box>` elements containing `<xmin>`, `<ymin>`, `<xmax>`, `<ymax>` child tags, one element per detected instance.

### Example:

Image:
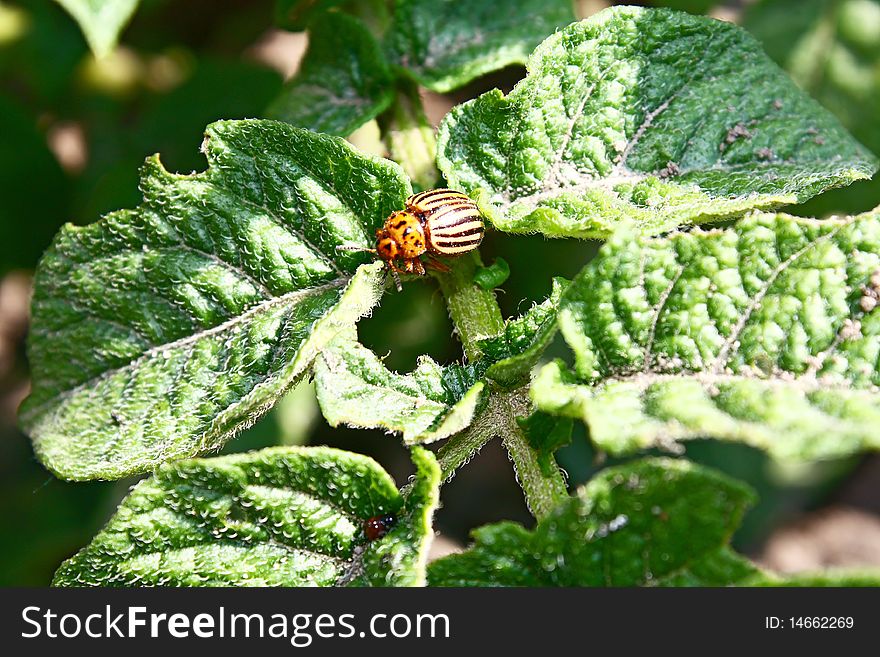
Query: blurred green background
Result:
<box><xmin>2</xmin><ymin>0</ymin><xmax>880</xmax><ymax>586</ymax></box>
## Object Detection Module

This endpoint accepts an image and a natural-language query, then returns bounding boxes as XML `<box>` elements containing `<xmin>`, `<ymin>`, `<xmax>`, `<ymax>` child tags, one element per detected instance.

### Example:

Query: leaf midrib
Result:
<box><xmin>499</xmin><ymin>158</ymin><xmax>867</xmax><ymax>211</ymax></box>
<box><xmin>499</xmin><ymin>25</ymin><xmax>724</xmax><ymax>206</ymax></box>
<box><xmin>101</xmin><ymin>478</ymin><xmax>391</xmax><ymax>574</ymax></box>
<box><xmin>22</xmin><ymin>277</ymin><xmax>349</xmax><ymax>421</ymax></box>
<box><xmin>112</xmin><ymin>536</ymin><xmax>350</xmax><ymax>583</ymax></box>
<box><xmin>597</xmin><ymin>370</ymin><xmax>863</xmax><ymax>394</ymax></box>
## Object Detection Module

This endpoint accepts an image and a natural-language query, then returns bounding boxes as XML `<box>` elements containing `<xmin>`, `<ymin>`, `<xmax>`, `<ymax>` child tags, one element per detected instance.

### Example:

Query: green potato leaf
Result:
<box><xmin>516</xmin><ymin>410</ymin><xmax>573</xmax><ymax>479</ymax></box>
<box><xmin>54</xmin><ymin>0</ymin><xmax>139</xmax><ymax>57</ymax></box>
<box><xmin>533</xmin><ymin>208</ymin><xmax>880</xmax><ymax>461</ymax></box>
<box><xmin>312</xmin><ymin>278</ymin><xmax>566</xmax><ymax>444</ymax></box>
<box><xmin>21</xmin><ymin>119</ymin><xmax>410</xmax><ymax>480</ymax></box>
<box><xmin>744</xmin><ymin>0</ymin><xmax>880</xmax><ymax>216</ymax></box>
<box><xmin>266</xmin><ymin>13</ymin><xmax>396</xmax><ymax>137</ymax></box>
<box><xmin>476</xmin><ymin>276</ymin><xmax>568</xmax><ymax>387</ymax></box>
<box><xmin>53</xmin><ymin>446</ymin><xmax>440</xmax><ymax>586</ymax></box>
<box><xmin>428</xmin><ymin>458</ymin><xmax>764</xmax><ymax>586</ymax></box>
<box><xmin>429</xmin><ymin>456</ymin><xmax>880</xmax><ymax>586</ymax></box>
<box><xmin>473</xmin><ymin>257</ymin><xmax>511</xmax><ymax>290</ymax></box>
<box><xmin>386</xmin><ymin>0</ymin><xmax>574</xmax><ymax>92</ymax></box>
<box><xmin>314</xmin><ymin>335</ymin><xmax>486</xmax><ymax>444</ymax></box>
<box><xmin>438</xmin><ymin>7</ymin><xmax>877</xmax><ymax>239</ymax></box>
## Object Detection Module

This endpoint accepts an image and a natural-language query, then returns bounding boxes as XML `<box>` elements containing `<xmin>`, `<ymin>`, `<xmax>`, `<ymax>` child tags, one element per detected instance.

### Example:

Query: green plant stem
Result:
<box><xmin>384</xmin><ymin>80</ymin><xmax>504</xmax><ymax>361</ymax></box>
<box><xmin>435</xmin><ymin>411</ymin><xmax>495</xmax><ymax>482</ymax></box>
<box><xmin>437</xmin><ymin>389</ymin><xmax>569</xmax><ymax>520</ymax></box>
<box><xmin>384</xmin><ymin>82</ymin><xmax>439</xmax><ymax>190</ymax></box>
<box><xmin>499</xmin><ymin>391</ymin><xmax>568</xmax><ymax>520</ymax></box>
<box><xmin>388</xmin><ymin>85</ymin><xmax>565</xmax><ymax>520</ymax></box>
<box><xmin>502</xmin><ymin>428</ymin><xmax>568</xmax><ymax>520</ymax></box>
<box><xmin>434</xmin><ymin>252</ymin><xmax>505</xmax><ymax>362</ymax></box>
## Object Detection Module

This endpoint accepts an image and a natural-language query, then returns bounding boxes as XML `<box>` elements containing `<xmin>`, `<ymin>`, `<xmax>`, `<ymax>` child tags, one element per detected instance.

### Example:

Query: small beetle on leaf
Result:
<box><xmin>364</xmin><ymin>514</ymin><xmax>396</xmax><ymax>541</ymax></box>
<box><xmin>339</xmin><ymin>189</ymin><xmax>485</xmax><ymax>290</ymax></box>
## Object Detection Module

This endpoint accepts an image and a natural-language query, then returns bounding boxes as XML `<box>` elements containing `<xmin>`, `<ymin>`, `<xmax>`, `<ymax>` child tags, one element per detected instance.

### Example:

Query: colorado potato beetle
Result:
<box><xmin>339</xmin><ymin>189</ymin><xmax>484</xmax><ymax>290</ymax></box>
<box><xmin>364</xmin><ymin>514</ymin><xmax>396</xmax><ymax>541</ymax></box>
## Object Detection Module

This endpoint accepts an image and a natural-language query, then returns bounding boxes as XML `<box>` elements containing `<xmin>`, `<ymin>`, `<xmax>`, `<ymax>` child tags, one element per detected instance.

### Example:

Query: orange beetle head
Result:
<box><xmin>376</xmin><ymin>234</ymin><xmax>399</xmax><ymax>260</ymax></box>
<box><xmin>375</xmin><ymin>211</ymin><xmax>426</xmax><ymax>261</ymax></box>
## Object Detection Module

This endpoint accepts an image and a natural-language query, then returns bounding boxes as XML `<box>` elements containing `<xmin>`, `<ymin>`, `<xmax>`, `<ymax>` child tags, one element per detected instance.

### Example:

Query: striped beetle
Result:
<box><xmin>339</xmin><ymin>189</ymin><xmax>485</xmax><ymax>289</ymax></box>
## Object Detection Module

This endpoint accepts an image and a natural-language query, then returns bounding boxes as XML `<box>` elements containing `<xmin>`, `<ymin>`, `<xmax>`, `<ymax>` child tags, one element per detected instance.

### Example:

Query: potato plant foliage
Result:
<box><xmin>27</xmin><ymin>3</ymin><xmax>880</xmax><ymax>587</ymax></box>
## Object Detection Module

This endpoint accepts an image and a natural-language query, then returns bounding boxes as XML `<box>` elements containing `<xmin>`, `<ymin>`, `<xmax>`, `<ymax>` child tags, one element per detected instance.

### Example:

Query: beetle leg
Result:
<box><xmin>384</xmin><ymin>263</ymin><xmax>403</xmax><ymax>291</ymax></box>
<box><xmin>402</xmin><ymin>258</ymin><xmax>426</xmax><ymax>276</ymax></box>
<box><xmin>385</xmin><ymin>260</ymin><xmax>404</xmax><ymax>292</ymax></box>
<box><xmin>390</xmin><ymin>268</ymin><xmax>402</xmax><ymax>291</ymax></box>
<box><xmin>422</xmin><ymin>255</ymin><xmax>451</xmax><ymax>273</ymax></box>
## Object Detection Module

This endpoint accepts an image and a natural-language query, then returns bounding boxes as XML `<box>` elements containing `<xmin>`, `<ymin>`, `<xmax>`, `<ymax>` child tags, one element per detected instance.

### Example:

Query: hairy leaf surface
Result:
<box><xmin>313</xmin><ymin>279</ymin><xmax>565</xmax><ymax>443</ymax></box>
<box><xmin>428</xmin><ymin>458</ymin><xmax>762</xmax><ymax>586</ymax></box>
<box><xmin>533</xmin><ymin>209</ymin><xmax>880</xmax><ymax>461</ymax></box>
<box><xmin>438</xmin><ymin>7</ymin><xmax>877</xmax><ymax>238</ymax></box>
<box><xmin>53</xmin><ymin>446</ymin><xmax>440</xmax><ymax>586</ymax></box>
<box><xmin>314</xmin><ymin>336</ymin><xmax>485</xmax><ymax>444</ymax></box>
<box><xmin>477</xmin><ymin>277</ymin><xmax>568</xmax><ymax>387</ymax></box>
<box><xmin>21</xmin><ymin>119</ymin><xmax>409</xmax><ymax>480</ymax></box>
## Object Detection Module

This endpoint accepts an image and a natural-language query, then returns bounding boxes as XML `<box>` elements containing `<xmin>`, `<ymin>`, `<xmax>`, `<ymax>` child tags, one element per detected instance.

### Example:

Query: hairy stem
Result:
<box><xmin>500</xmin><ymin>391</ymin><xmax>568</xmax><ymax>519</ymax></box>
<box><xmin>383</xmin><ymin>77</ymin><xmax>503</xmax><ymax>361</ymax></box>
<box><xmin>502</xmin><ymin>428</ymin><xmax>568</xmax><ymax>520</ymax></box>
<box><xmin>437</xmin><ymin>388</ymin><xmax>569</xmax><ymax>521</ymax></box>
<box><xmin>383</xmin><ymin>82</ymin><xmax>438</xmax><ymax>190</ymax></box>
<box><xmin>436</xmin><ymin>412</ymin><xmax>496</xmax><ymax>482</ymax></box>
<box><xmin>434</xmin><ymin>252</ymin><xmax>505</xmax><ymax>362</ymax></box>
<box><xmin>385</xmin><ymin>83</ymin><xmax>566</xmax><ymax>519</ymax></box>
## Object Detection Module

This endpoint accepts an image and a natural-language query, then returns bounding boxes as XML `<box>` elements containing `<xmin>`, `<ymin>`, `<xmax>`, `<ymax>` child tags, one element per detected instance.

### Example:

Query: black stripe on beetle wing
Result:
<box><xmin>430</xmin><ymin>211</ymin><xmax>482</xmax><ymax>224</ymax></box>
<box><xmin>431</xmin><ymin>240</ymin><xmax>482</xmax><ymax>255</ymax></box>
<box><xmin>411</xmin><ymin>193</ymin><xmax>469</xmax><ymax>209</ymax></box>
<box><xmin>433</xmin><ymin>226</ymin><xmax>484</xmax><ymax>239</ymax></box>
<box><xmin>409</xmin><ymin>188</ymin><xmax>458</xmax><ymax>200</ymax></box>
<box><xmin>418</xmin><ymin>198</ymin><xmax>470</xmax><ymax>212</ymax></box>
<box><xmin>431</xmin><ymin>224</ymin><xmax>484</xmax><ymax>239</ymax></box>
<box><xmin>428</xmin><ymin>207</ymin><xmax>481</xmax><ymax>223</ymax></box>
<box><xmin>433</xmin><ymin>243</ymin><xmax>483</xmax><ymax>255</ymax></box>
<box><xmin>429</xmin><ymin>218</ymin><xmax>483</xmax><ymax>235</ymax></box>
<box><xmin>418</xmin><ymin>191</ymin><xmax>467</xmax><ymax>202</ymax></box>
<box><xmin>409</xmin><ymin>189</ymin><xmax>449</xmax><ymax>203</ymax></box>
<box><xmin>423</xmin><ymin>200</ymin><xmax>473</xmax><ymax>212</ymax></box>
<box><xmin>408</xmin><ymin>189</ymin><xmax>463</xmax><ymax>206</ymax></box>
<box><xmin>433</xmin><ymin>234</ymin><xmax>483</xmax><ymax>245</ymax></box>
